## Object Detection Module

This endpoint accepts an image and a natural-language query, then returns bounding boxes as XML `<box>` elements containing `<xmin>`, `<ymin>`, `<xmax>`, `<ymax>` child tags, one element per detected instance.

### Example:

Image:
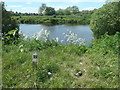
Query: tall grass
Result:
<box><xmin>2</xmin><ymin>32</ymin><xmax>119</xmax><ymax>88</ymax></box>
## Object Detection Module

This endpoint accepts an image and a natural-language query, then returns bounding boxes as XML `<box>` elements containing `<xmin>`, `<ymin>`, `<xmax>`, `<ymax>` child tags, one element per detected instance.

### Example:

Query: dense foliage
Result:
<box><xmin>2</xmin><ymin>33</ymin><xmax>119</xmax><ymax>88</ymax></box>
<box><xmin>38</xmin><ymin>4</ymin><xmax>79</xmax><ymax>16</ymax></box>
<box><xmin>39</xmin><ymin>4</ymin><xmax>56</xmax><ymax>16</ymax></box>
<box><xmin>39</xmin><ymin>4</ymin><xmax>47</xmax><ymax>15</ymax></box>
<box><xmin>44</xmin><ymin>7</ymin><xmax>56</xmax><ymax>15</ymax></box>
<box><xmin>1</xmin><ymin>2</ymin><xmax>19</xmax><ymax>44</ymax></box>
<box><xmin>90</xmin><ymin>2</ymin><xmax>120</xmax><ymax>38</ymax></box>
<box><xmin>13</xmin><ymin>12</ymin><xmax>92</xmax><ymax>25</ymax></box>
<box><xmin>10</xmin><ymin>11</ymin><xmax>39</xmax><ymax>16</ymax></box>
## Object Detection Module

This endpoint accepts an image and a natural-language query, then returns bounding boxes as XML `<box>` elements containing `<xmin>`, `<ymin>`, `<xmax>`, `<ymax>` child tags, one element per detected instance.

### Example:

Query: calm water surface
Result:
<box><xmin>19</xmin><ymin>24</ymin><xmax>94</xmax><ymax>46</ymax></box>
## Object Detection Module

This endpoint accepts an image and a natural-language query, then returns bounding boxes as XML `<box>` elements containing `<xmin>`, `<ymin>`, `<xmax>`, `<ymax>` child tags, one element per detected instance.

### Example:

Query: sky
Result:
<box><xmin>2</xmin><ymin>0</ymin><xmax>106</xmax><ymax>13</ymax></box>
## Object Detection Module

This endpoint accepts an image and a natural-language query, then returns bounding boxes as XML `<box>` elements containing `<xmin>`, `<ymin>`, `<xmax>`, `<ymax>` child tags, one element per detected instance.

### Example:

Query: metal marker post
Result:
<box><xmin>32</xmin><ymin>52</ymin><xmax>38</xmax><ymax>88</ymax></box>
<box><xmin>32</xmin><ymin>52</ymin><xmax>38</xmax><ymax>68</ymax></box>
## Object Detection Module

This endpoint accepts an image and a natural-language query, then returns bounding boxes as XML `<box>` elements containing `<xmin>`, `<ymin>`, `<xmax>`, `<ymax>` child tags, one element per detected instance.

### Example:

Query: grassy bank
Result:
<box><xmin>2</xmin><ymin>33</ymin><xmax>119</xmax><ymax>88</ymax></box>
<box><xmin>13</xmin><ymin>15</ymin><xmax>90</xmax><ymax>25</ymax></box>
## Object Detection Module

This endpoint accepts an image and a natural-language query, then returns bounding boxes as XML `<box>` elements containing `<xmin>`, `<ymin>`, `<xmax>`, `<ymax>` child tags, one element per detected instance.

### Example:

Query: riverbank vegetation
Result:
<box><xmin>12</xmin><ymin>14</ymin><xmax>91</xmax><ymax>25</ymax></box>
<box><xmin>90</xmin><ymin>2</ymin><xmax>120</xmax><ymax>38</ymax></box>
<box><xmin>1</xmin><ymin>1</ymin><xmax>120</xmax><ymax>88</ymax></box>
<box><xmin>2</xmin><ymin>32</ymin><xmax>119</xmax><ymax>88</ymax></box>
<box><xmin>10</xmin><ymin>4</ymin><xmax>95</xmax><ymax>25</ymax></box>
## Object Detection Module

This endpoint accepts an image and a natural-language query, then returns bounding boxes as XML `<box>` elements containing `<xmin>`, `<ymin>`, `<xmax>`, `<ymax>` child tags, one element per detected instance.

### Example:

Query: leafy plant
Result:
<box><xmin>90</xmin><ymin>2</ymin><xmax>120</xmax><ymax>39</ymax></box>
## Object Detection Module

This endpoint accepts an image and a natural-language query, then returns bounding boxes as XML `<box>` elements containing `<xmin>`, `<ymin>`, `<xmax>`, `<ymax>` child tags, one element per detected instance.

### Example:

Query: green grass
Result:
<box><xmin>12</xmin><ymin>15</ymin><xmax>90</xmax><ymax>25</ymax></box>
<box><xmin>2</xmin><ymin>33</ymin><xmax>119</xmax><ymax>88</ymax></box>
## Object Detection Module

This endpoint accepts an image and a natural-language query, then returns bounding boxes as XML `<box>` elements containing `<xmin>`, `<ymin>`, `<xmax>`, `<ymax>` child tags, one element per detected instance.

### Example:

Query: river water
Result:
<box><xmin>19</xmin><ymin>24</ymin><xmax>94</xmax><ymax>46</ymax></box>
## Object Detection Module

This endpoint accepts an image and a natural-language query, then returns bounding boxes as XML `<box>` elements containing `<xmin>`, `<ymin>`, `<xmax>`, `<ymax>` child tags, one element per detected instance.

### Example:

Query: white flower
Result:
<box><xmin>24</xmin><ymin>35</ymin><xmax>28</xmax><ymax>39</ymax></box>
<box><xmin>36</xmin><ymin>36</ymin><xmax>39</xmax><ymax>40</ymax></box>
<box><xmin>19</xmin><ymin>45</ymin><xmax>23</xmax><ymax>48</ymax></box>
<box><xmin>44</xmin><ymin>38</ymin><xmax>48</xmax><ymax>42</ymax></box>
<box><xmin>20</xmin><ymin>49</ymin><xmax>24</xmax><ymax>52</ymax></box>
<box><xmin>13</xmin><ymin>31</ymin><xmax>16</xmax><ymax>36</ymax></box>
<box><xmin>55</xmin><ymin>37</ymin><xmax>59</xmax><ymax>42</ymax></box>
<box><xmin>35</xmin><ymin>29</ymin><xmax>50</xmax><ymax>41</ymax></box>
<box><xmin>80</xmin><ymin>62</ymin><xmax>83</xmax><ymax>65</ymax></box>
<box><xmin>18</xmin><ymin>31</ymin><xmax>22</xmax><ymax>35</ymax></box>
<box><xmin>48</xmin><ymin>72</ymin><xmax>52</xmax><ymax>75</ymax></box>
<box><xmin>63</xmin><ymin>30</ymin><xmax>85</xmax><ymax>45</ymax></box>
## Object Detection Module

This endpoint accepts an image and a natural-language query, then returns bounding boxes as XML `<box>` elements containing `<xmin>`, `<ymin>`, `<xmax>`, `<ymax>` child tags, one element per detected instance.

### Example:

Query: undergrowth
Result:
<box><xmin>2</xmin><ymin>33</ymin><xmax>119</xmax><ymax>88</ymax></box>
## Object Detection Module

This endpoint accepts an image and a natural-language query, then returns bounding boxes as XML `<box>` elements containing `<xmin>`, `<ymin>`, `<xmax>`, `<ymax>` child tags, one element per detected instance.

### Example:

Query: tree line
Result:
<box><xmin>39</xmin><ymin>4</ymin><xmax>80</xmax><ymax>15</ymax></box>
<box><xmin>10</xmin><ymin>4</ymin><xmax>94</xmax><ymax>16</ymax></box>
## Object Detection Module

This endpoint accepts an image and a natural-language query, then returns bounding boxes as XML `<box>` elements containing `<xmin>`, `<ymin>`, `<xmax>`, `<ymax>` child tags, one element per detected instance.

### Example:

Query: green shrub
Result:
<box><xmin>90</xmin><ymin>2</ymin><xmax>120</xmax><ymax>38</ymax></box>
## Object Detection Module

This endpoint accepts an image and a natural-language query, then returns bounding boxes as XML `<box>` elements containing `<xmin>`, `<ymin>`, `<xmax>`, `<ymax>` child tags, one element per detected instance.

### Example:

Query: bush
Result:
<box><xmin>50</xmin><ymin>18</ymin><xmax>59</xmax><ymax>24</ymax></box>
<box><xmin>89</xmin><ymin>32</ymin><xmax>120</xmax><ymax>55</ymax></box>
<box><xmin>90</xmin><ymin>2</ymin><xmax>120</xmax><ymax>39</ymax></box>
<box><xmin>2</xmin><ymin>2</ymin><xmax>19</xmax><ymax>44</ymax></box>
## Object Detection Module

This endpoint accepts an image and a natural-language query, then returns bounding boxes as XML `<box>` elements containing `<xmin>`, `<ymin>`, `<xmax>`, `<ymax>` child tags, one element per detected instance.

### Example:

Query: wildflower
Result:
<box><xmin>63</xmin><ymin>30</ymin><xmax>85</xmax><ymax>45</ymax></box>
<box><xmin>13</xmin><ymin>31</ymin><xmax>16</xmax><ymax>36</ymax></box>
<box><xmin>80</xmin><ymin>62</ymin><xmax>83</xmax><ymax>65</ymax></box>
<box><xmin>24</xmin><ymin>35</ymin><xmax>28</xmax><ymax>39</ymax></box>
<box><xmin>19</xmin><ymin>45</ymin><xmax>23</xmax><ymax>48</ymax></box>
<box><xmin>18</xmin><ymin>31</ymin><xmax>22</xmax><ymax>35</ymax></box>
<box><xmin>36</xmin><ymin>36</ymin><xmax>39</xmax><ymax>40</ymax></box>
<box><xmin>109</xmin><ymin>65</ymin><xmax>112</xmax><ymax>67</ymax></box>
<box><xmin>20</xmin><ymin>49</ymin><xmax>24</xmax><ymax>52</ymax></box>
<box><xmin>44</xmin><ymin>30</ymin><xmax>49</xmax><ymax>36</ymax></box>
<box><xmin>96</xmin><ymin>66</ymin><xmax>100</xmax><ymax>70</ymax></box>
<box><xmin>55</xmin><ymin>37</ymin><xmax>59</xmax><ymax>42</ymax></box>
<box><xmin>48</xmin><ymin>72</ymin><xmax>52</xmax><ymax>75</ymax></box>
<box><xmin>35</xmin><ymin>29</ymin><xmax>50</xmax><ymax>41</ymax></box>
<box><xmin>26</xmin><ymin>75</ymin><xmax>30</xmax><ymax>78</ymax></box>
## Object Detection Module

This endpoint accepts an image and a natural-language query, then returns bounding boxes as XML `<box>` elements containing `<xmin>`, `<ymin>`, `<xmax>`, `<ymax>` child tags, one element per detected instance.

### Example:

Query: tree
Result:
<box><xmin>56</xmin><ymin>9</ymin><xmax>65</xmax><ymax>15</ymax></box>
<box><xmin>56</xmin><ymin>9</ymin><xmax>71</xmax><ymax>15</ymax></box>
<box><xmin>1</xmin><ymin>2</ymin><xmax>19</xmax><ymax>44</ymax></box>
<box><xmin>64</xmin><ymin>9</ymin><xmax>71</xmax><ymax>15</ymax></box>
<box><xmin>106</xmin><ymin>0</ymin><xmax>119</xmax><ymax>3</ymax></box>
<box><xmin>90</xmin><ymin>2</ymin><xmax>120</xmax><ymax>39</ymax></box>
<box><xmin>66</xmin><ymin>6</ymin><xmax>79</xmax><ymax>14</ymax></box>
<box><xmin>44</xmin><ymin>7</ymin><xmax>56</xmax><ymax>15</ymax></box>
<box><xmin>71</xmin><ymin>6</ymin><xmax>79</xmax><ymax>14</ymax></box>
<box><xmin>38</xmin><ymin>4</ymin><xmax>56</xmax><ymax>15</ymax></box>
<box><xmin>38</xmin><ymin>4</ymin><xmax>46</xmax><ymax>15</ymax></box>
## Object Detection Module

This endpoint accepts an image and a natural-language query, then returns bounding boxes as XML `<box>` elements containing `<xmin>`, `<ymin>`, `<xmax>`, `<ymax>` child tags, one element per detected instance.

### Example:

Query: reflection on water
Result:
<box><xmin>19</xmin><ymin>24</ymin><xmax>94</xmax><ymax>46</ymax></box>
